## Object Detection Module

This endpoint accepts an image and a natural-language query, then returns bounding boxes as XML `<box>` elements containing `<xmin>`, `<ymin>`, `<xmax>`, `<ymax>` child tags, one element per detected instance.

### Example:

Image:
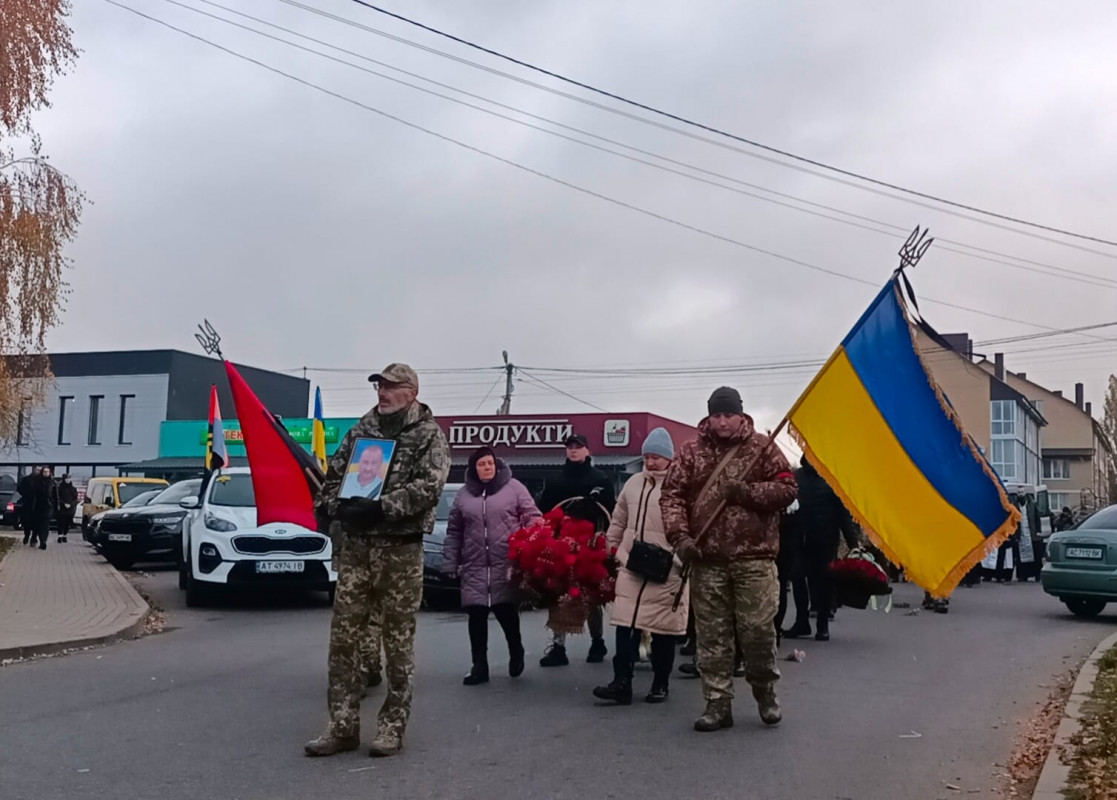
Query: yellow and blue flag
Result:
<box><xmin>312</xmin><ymin>387</ymin><xmax>327</xmax><ymax>472</ymax></box>
<box><xmin>788</xmin><ymin>276</ymin><xmax>1020</xmax><ymax>597</ymax></box>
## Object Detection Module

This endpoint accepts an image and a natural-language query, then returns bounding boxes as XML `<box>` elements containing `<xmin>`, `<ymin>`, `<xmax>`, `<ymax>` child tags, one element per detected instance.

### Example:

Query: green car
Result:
<box><xmin>1041</xmin><ymin>504</ymin><xmax>1117</xmax><ymax>618</ymax></box>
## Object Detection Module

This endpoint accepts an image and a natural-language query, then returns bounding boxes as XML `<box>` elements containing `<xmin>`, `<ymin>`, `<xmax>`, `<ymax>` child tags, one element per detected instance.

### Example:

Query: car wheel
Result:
<box><xmin>185</xmin><ymin>557</ymin><xmax>208</xmax><ymax>608</ymax></box>
<box><xmin>1065</xmin><ymin>598</ymin><xmax>1107</xmax><ymax>618</ymax></box>
<box><xmin>178</xmin><ymin>553</ymin><xmax>188</xmax><ymax>590</ymax></box>
<box><xmin>328</xmin><ymin>583</ymin><xmax>337</xmax><ymax>606</ymax></box>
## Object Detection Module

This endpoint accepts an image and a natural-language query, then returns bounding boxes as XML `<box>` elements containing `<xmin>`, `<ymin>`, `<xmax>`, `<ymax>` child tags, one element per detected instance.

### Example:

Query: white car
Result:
<box><xmin>178</xmin><ymin>467</ymin><xmax>337</xmax><ymax>607</ymax></box>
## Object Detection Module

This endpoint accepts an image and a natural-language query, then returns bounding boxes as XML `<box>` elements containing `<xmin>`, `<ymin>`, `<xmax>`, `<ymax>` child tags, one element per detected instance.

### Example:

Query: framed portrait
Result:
<box><xmin>338</xmin><ymin>437</ymin><xmax>396</xmax><ymax>501</ymax></box>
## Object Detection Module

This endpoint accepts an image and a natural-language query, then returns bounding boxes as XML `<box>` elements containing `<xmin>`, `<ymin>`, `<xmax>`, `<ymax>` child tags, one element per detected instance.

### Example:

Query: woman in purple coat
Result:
<box><xmin>443</xmin><ymin>447</ymin><xmax>541</xmax><ymax>685</ymax></box>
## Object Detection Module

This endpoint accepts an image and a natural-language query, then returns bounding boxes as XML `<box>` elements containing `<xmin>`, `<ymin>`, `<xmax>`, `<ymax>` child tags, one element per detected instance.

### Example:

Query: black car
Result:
<box><xmin>422</xmin><ymin>483</ymin><xmax>463</xmax><ymax>607</ymax></box>
<box><xmin>98</xmin><ymin>479</ymin><xmax>202</xmax><ymax>570</ymax></box>
<box><xmin>86</xmin><ymin>489</ymin><xmax>164</xmax><ymax>546</ymax></box>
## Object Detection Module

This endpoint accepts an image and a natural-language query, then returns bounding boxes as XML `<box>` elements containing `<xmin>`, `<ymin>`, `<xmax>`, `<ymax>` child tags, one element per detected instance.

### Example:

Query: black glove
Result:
<box><xmin>314</xmin><ymin>509</ymin><xmax>332</xmax><ymax>536</ymax></box>
<box><xmin>336</xmin><ymin>498</ymin><xmax>385</xmax><ymax>530</ymax></box>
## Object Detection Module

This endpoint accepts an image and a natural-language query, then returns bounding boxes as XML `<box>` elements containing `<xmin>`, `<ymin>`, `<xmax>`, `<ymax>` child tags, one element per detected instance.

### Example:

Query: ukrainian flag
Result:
<box><xmin>312</xmin><ymin>387</ymin><xmax>327</xmax><ymax>472</ymax></box>
<box><xmin>789</xmin><ymin>276</ymin><xmax>1020</xmax><ymax>597</ymax></box>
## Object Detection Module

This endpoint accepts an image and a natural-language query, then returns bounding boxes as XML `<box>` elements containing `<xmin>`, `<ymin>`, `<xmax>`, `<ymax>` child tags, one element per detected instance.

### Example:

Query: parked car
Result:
<box><xmin>1041</xmin><ymin>504</ymin><xmax>1117</xmax><ymax>618</ymax></box>
<box><xmin>178</xmin><ymin>467</ymin><xmax>336</xmax><ymax>607</ymax></box>
<box><xmin>86</xmin><ymin>488</ymin><xmax>164</xmax><ymax>547</ymax></box>
<box><xmin>81</xmin><ymin>477</ymin><xmax>169</xmax><ymax>534</ymax></box>
<box><xmin>97</xmin><ymin>480</ymin><xmax>203</xmax><ymax>570</ymax></box>
<box><xmin>422</xmin><ymin>482</ymin><xmax>464</xmax><ymax>607</ymax></box>
<box><xmin>4</xmin><ymin>492</ymin><xmax>22</xmax><ymax>530</ymax></box>
<box><xmin>0</xmin><ymin>474</ymin><xmax>17</xmax><ymax>528</ymax></box>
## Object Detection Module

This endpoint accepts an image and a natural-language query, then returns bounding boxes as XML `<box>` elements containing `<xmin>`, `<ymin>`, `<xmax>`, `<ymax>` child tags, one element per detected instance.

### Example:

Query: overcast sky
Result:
<box><xmin>34</xmin><ymin>0</ymin><xmax>1117</xmax><ymax>430</ymax></box>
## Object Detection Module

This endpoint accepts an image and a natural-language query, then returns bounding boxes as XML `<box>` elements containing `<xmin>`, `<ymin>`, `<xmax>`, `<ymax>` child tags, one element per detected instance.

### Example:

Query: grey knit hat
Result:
<box><xmin>641</xmin><ymin>427</ymin><xmax>675</xmax><ymax>460</ymax></box>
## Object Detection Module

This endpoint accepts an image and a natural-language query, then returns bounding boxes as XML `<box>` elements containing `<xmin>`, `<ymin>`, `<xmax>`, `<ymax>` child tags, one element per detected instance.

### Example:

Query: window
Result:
<box><xmin>117</xmin><ymin>481</ymin><xmax>159</xmax><ymax>504</ymax></box>
<box><xmin>991</xmin><ymin>400</ymin><xmax>1016</xmax><ymax>436</ymax></box>
<box><xmin>58</xmin><ymin>396</ymin><xmax>74</xmax><ymax>445</ymax></box>
<box><xmin>1043</xmin><ymin>459</ymin><xmax>1071</xmax><ymax>480</ymax></box>
<box><xmin>88</xmin><ymin>395</ymin><xmax>103</xmax><ymax>445</ymax></box>
<box><xmin>991</xmin><ymin>440</ymin><xmax>1018</xmax><ymax>480</ymax></box>
<box><xmin>1049</xmin><ymin>492</ymin><xmax>1071</xmax><ymax>511</ymax></box>
<box><xmin>209</xmin><ymin>473</ymin><xmax>256</xmax><ymax>507</ymax></box>
<box><xmin>1077</xmin><ymin>506</ymin><xmax>1117</xmax><ymax>531</ymax></box>
<box><xmin>16</xmin><ymin>400</ymin><xmax>30</xmax><ymax>446</ymax></box>
<box><xmin>118</xmin><ymin>394</ymin><xmax>135</xmax><ymax>445</ymax></box>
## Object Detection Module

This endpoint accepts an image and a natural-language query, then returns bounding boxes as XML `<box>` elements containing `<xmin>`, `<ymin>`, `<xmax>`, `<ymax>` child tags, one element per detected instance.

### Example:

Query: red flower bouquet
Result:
<box><xmin>508</xmin><ymin>508</ymin><xmax>616</xmax><ymax>633</ymax></box>
<box><xmin>829</xmin><ymin>548</ymin><xmax>891</xmax><ymax>609</ymax></box>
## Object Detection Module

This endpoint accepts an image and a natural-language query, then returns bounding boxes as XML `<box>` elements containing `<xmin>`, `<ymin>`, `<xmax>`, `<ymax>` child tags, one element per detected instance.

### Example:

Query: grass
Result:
<box><xmin>1065</xmin><ymin>644</ymin><xmax>1117</xmax><ymax>800</ymax></box>
<box><xmin>0</xmin><ymin>535</ymin><xmax>14</xmax><ymax>565</ymax></box>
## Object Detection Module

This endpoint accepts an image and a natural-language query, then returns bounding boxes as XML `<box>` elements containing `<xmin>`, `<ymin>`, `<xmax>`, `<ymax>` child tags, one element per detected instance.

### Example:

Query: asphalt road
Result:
<box><xmin>2</xmin><ymin>565</ymin><xmax>1115</xmax><ymax>800</ymax></box>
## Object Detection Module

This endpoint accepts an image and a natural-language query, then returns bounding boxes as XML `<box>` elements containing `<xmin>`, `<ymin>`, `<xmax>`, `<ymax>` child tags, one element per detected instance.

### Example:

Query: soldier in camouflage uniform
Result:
<box><xmin>358</xmin><ymin>607</ymin><xmax>383</xmax><ymax>696</ymax></box>
<box><xmin>305</xmin><ymin>364</ymin><xmax>450</xmax><ymax>759</ymax></box>
<box><xmin>661</xmin><ymin>387</ymin><xmax>797</xmax><ymax>732</ymax></box>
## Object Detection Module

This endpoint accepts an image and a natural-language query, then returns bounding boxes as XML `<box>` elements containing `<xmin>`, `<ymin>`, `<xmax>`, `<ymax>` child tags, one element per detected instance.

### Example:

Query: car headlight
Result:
<box><xmin>152</xmin><ymin>516</ymin><xmax>184</xmax><ymax>527</ymax></box>
<box><xmin>204</xmin><ymin>513</ymin><xmax>237</xmax><ymax>532</ymax></box>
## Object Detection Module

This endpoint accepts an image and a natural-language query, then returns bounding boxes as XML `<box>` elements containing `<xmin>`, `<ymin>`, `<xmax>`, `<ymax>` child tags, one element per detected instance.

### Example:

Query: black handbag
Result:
<box><xmin>626</xmin><ymin>539</ymin><xmax>673</xmax><ymax>584</ymax></box>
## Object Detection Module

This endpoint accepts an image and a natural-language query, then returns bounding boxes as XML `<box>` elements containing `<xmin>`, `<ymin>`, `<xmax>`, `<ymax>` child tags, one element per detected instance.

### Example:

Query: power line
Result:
<box><xmin>100</xmin><ymin>0</ymin><xmax>1116</xmax><ymax>343</ymax></box>
<box><xmin>342</xmin><ymin>0</ymin><xmax>1117</xmax><ymax>250</ymax></box>
<box><xmin>518</xmin><ymin>369</ymin><xmax>608</xmax><ymax>412</ymax></box>
<box><xmin>175</xmin><ymin>0</ymin><xmax>1117</xmax><ymax>292</ymax></box>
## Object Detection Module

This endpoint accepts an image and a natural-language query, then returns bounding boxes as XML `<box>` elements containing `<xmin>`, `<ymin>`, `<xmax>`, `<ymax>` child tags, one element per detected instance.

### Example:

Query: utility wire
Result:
<box><xmin>177</xmin><ymin>0</ymin><xmax>1117</xmax><ymax>291</ymax></box>
<box><xmin>472</xmin><ymin>374</ymin><xmax>504</xmax><ymax>413</ymax></box>
<box><xmin>101</xmin><ymin>0</ymin><xmax>1115</xmax><ymax>342</ymax></box>
<box><xmin>518</xmin><ymin>370</ymin><xmax>608</xmax><ymax>412</ymax></box>
<box><xmin>342</xmin><ymin>0</ymin><xmax>1117</xmax><ymax>250</ymax></box>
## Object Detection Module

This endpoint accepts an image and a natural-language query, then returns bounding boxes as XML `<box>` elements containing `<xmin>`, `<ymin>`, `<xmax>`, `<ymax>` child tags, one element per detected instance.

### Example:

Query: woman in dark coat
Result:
<box><xmin>28</xmin><ymin>466</ymin><xmax>59</xmax><ymax>550</ymax></box>
<box><xmin>443</xmin><ymin>447</ymin><xmax>541</xmax><ymax>685</ymax></box>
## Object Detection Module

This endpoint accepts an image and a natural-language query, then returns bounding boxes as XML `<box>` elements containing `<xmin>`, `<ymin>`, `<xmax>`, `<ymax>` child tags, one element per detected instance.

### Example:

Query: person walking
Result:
<box><xmin>56</xmin><ymin>474</ymin><xmax>79</xmax><ymax>543</ymax></box>
<box><xmin>305</xmin><ymin>364</ymin><xmax>450</xmax><ymax>760</ymax></box>
<box><xmin>661</xmin><ymin>387</ymin><xmax>797</xmax><ymax>732</ymax></box>
<box><xmin>28</xmin><ymin>466</ymin><xmax>58</xmax><ymax>550</ymax></box>
<box><xmin>791</xmin><ymin>457</ymin><xmax>859</xmax><ymax>641</ymax></box>
<box><xmin>443</xmin><ymin>446</ymin><xmax>541</xmax><ymax>686</ymax></box>
<box><xmin>538</xmin><ymin>433</ymin><xmax>616</xmax><ymax>667</ymax></box>
<box><xmin>18</xmin><ymin>467</ymin><xmax>38</xmax><ymax>546</ymax></box>
<box><xmin>775</xmin><ymin>497</ymin><xmax>810</xmax><ymax>642</ymax></box>
<box><xmin>593</xmin><ymin>428</ymin><xmax>687</xmax><ymax>706</ymax></box>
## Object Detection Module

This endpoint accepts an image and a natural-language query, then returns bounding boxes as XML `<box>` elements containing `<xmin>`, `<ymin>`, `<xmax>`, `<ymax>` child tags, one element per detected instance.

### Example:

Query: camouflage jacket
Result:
<box><xmin>660</xmin><ymin>416</ymin><xmax>797</xmax><ymax>562</ymax></box>
<box><xmin>315</xmin><ymin>402</ymin><xmax>450</xmax><ymax>547</ymax></box>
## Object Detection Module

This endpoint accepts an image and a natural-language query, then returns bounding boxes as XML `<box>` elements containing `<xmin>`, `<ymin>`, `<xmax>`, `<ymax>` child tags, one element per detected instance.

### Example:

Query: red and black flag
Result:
<box><xmin>224</xmin><ymin>361</ymin><xmax>324</xmax><ymax>530</ymax></box>
<box><xmin>205</xmin><ymin>385</ymin><xmax>228</xmax><ymax>472</ymax></box>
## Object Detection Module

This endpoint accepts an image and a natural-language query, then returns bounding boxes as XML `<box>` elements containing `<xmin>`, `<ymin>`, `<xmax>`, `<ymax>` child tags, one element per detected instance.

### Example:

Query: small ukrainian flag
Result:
<box><xmin>312</xmin><ymin>387</ymin><xmax>327</xmax><ymax>473</ymax></box>
<box><xmin>789</xmin><ymin>276</ymin><xmax>1021</xmax><ymax>597</ymax></box>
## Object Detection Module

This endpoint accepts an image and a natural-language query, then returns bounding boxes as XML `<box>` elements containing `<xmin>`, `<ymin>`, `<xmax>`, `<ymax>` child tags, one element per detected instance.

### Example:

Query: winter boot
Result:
<box><xmin>645</xmin><ymin>681</ymin><xmax>670</xmax><ymax>704</ymax></box>
<box><xmin>539</xmin><ymin>644</ymin><xmax>569</xmax><ymax>667</ymax></box>
<box><xmin>782</xmin><ymin>622</ymin><xmax>812</xmax><ymax>639</ymax></box>
<box><xmin>304</xmin><ymin>731</ymin><xmax>360</xmax><ymax>757</ymax></box>
<box><xmin>509</xmin><ymin>643</ymin><xmax>525</xmax><ymax>678</ymax></box>
<box><xmin>592</xmin><ymin>679</ymin><xmax>633</xmax><ymax>705</ymax></box>
<box><xmin>678</xmin><ymin>661</ymin><xmax>699</xmax><ymax>678</ymax></box>
<box><xmin>694</xmin><ymin>700</ymin><xmax>734</xmax><ymax>732</ymax></box>
<box><xmin>463</xmin><ymin>663</ymin><xmax>490</xmax><ymax>686</ymax></box>
<box><xmin>368</xmin><ymin>732</ymin><xmax>402</xmax><ymax>758</ymax></box>
<box><xmin>754</xmin><ymin>686</ymin><xmax>782</xmax><ymax>726</ymax></box>
<box><xmin>587</xmin><ymin>638</ymin><xmax>608</xmax><ymax>664</ymax></box>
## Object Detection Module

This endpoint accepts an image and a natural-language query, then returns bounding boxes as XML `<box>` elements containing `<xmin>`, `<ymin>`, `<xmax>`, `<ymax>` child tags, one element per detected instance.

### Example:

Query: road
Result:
<box><xmin>2</xmin><ymin>565</ymin><xmax>1114</xmax><ymax>800</ymax></box>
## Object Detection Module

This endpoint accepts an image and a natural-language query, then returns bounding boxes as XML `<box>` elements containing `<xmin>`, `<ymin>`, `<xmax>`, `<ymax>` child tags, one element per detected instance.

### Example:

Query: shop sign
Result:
<box><xmin>199</xmin><ymin>425</ymin><xmax>339</xmax><ymax>446</ymax></box>
<box><xmin>446</xmin><ymin>419</ymin><xmax>575</xmax><ymax>450</ymax></box>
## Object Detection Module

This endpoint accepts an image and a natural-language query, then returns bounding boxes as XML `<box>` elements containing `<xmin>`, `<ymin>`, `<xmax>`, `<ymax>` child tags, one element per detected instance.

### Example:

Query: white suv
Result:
<box><xmin>178</xmin><ymin>467</ymin><xmax>337</xmax><ymax>607</ymax></box>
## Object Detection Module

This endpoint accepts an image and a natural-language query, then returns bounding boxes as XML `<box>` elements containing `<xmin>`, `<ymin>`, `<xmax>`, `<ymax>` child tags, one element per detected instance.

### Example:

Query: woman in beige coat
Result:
<box><xmin>593</xmin><ymin>428</ymin><xmax>688</xmax><ymax>705</ymax></box>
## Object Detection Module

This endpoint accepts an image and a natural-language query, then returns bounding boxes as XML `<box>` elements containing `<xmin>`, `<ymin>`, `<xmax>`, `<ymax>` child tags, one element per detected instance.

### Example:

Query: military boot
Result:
<box><xmin>754</xmin><ymin>687</ymin><xmax>782</xmax><ymax>726</ymax></box>
<box><xmin>694</xmin><ymin>700</ymin><xmax>734</xmax><ymax>732</ymax></box>
<box><xmin>368</xmin><ymin>732</ymin><xmax>402</xmax><ymax>758</ymax></box>
<box><xmin>304</xmin><ymin>731</ymin><xmax>360</xmax><ymax>757</ymax></box>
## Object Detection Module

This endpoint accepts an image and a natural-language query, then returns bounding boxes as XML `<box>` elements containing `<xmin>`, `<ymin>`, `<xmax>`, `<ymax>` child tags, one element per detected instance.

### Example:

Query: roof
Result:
<box><xmin>117</xmin><ymin>456</ymin><xmax>249</xmax><ymax>472</ymax></box>
<box><xmin>1042</xmin><ymin>447</ymin><xmax>1095</xmax><ymax>459</ymax></box>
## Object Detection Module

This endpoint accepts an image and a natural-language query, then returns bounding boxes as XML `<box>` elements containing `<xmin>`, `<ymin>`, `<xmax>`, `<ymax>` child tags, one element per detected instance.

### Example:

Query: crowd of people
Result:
<box><xmin>304</xmin><ymin>363</ymin><xmax>813</xmax><ymax>759</ymax></box>
<box><xmin>15</xmin><ymin>467</ymin><xmax>79</xmax><ymax>549</ymax></box>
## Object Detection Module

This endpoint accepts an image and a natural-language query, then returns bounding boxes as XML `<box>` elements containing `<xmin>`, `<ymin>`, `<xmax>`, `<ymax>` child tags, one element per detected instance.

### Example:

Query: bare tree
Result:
<box><xmin>0</xmin><ymin>0</ymin><xmax>84</xmax><ymax>443</ymax></box>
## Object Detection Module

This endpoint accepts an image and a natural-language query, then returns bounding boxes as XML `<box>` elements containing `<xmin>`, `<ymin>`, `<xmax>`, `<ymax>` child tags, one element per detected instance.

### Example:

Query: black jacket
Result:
<box><xmin>58</xmin><ymin>481</ymin><xmax>79</xmax><ymax>514</ymax></box>
<box><xmin>796</xmin><ymin>463</ymin><xmax>859</xmax><ymax>558</ymax></box>
<box><xmin>539</xmin><ymin>458</ymin><xmax>616</xmax><ymax>519</ymax></box>
<box><xmin>26</xmin><ymin>474</ymin><xmax>58</xmax><ymax>522</ymax></box>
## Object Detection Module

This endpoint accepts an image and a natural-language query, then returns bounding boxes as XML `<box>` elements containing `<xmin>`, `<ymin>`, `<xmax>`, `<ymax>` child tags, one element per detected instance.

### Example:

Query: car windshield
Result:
<box><xmin>122</xmin><ymin>490</ymin><xmax>161</xmax><ymax>508</ymax></box>
<box><xmin>436</xmin><ymin>487</ymin><xmax>460</xmax><ymax>521</ymax></box>
<box><xmin>149</xmin><ymin>481</ymin><xmax>201</xmax><ymax>506</ymax></box>
<box><xmin>118</xmin><ymin>483</ymin><xmax>163</xmax><ymax>504</ymax></box>
<box><xmin>209</xmin><ymin>474</ymin><xmax>256</xmax><ymax>507</ymax></box>
<box><xmin>1075</xmin><ymin>506</ymin><xmax>1117</xmax><ymax>531</ymax></box>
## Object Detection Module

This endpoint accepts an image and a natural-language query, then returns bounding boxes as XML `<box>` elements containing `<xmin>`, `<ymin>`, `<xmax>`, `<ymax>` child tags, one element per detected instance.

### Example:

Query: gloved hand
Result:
<box><xmin>727</xmin><ymin>483</ymin><xmax>765</xmax><ymax>510</ymax></box>
<box><xmin>336</xmin><ymin>498</ymin><xmax>385</xmax><ymax>530</ymax></box>
<box><xmin>676</xmin><ymin>538</ymin><xmax>700</xmax><ymax>564</ymax></box>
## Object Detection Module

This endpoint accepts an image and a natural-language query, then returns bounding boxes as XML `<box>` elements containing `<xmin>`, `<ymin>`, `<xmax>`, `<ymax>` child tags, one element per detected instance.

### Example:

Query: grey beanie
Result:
<box><xmin>641</xmin><ymin>427</ymin><xmax>675</xmax><ymax>460</ymax></box>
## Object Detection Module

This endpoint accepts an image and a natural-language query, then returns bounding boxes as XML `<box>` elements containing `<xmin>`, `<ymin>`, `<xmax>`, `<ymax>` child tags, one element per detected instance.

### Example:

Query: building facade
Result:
<box><xmin>0</xmin><ymin>350</ymin><xmax>309</xmax><ymax>487</ymax></box>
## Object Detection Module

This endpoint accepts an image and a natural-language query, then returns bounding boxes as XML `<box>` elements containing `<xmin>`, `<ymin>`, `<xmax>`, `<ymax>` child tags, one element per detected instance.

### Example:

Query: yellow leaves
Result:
<box><xmin>0</xmin><ymin>0</ymin><xmax>78</xmax><ymax>139</ymax></box>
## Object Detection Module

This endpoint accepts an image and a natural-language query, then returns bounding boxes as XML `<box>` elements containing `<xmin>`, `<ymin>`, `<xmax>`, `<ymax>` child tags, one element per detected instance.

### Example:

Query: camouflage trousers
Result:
<box><xmin>359</xmin><ymin>604</ymin><xmax>383</xmax><ymax>680</ymax></box>
<box><xmin>327</xmin><ymin>539</ymin><xmax>423</xmax><ymax>742</ymax></box>
<box><xmin>691</xmin><ymin>558</ymin><xmax>780</xmax><ymax>703</ymax></box>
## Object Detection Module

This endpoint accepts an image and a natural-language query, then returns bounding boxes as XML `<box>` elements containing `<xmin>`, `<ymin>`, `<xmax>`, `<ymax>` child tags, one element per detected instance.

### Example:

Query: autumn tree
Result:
<box><xmin>1104</xmin><ymin>374</ymin><xmax>1117</xmax><ymax>504</ymax></box>
<box><xmin>0</xmin><ymin>0</ymin><xmax>83</xmax><ymax>444</ymax></box>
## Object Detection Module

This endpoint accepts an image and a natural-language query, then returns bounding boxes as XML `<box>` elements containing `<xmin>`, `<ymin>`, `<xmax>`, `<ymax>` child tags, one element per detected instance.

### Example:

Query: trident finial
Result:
<box><xmin>195</xmin><ymin>319</ymin><xmax>224</xmax><ymax>360</ymax></box>
<box><xmin>898</xmin><ymin>226</ymin><xmax>934</xmax><ymax>272</ymax></box>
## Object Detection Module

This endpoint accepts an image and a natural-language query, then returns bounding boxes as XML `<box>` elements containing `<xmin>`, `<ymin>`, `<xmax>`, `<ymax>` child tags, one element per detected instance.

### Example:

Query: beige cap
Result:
<box><xmin>368</xmin><ymin>363</ymin><xmax>419</xmax><ymax>390</ymax></box>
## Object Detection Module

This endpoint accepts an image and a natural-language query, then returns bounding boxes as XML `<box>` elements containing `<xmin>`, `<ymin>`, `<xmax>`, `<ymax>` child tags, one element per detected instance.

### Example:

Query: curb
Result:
<box><xmin>1032</xmin><ymin>628</ymin><xmax>1117</xmax><ymax>799</ymax></box>
<box><xmin>0</xmin><ymin>554</ymin><xmax>151</xmax><ymax>663</ymax></box>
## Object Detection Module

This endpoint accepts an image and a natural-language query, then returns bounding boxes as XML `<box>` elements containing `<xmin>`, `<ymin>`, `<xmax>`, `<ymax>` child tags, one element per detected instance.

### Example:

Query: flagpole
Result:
<box><xmin>671</xmin><ymin>415</ymin><xmax>791</xmax><ymax>612</ymax></box>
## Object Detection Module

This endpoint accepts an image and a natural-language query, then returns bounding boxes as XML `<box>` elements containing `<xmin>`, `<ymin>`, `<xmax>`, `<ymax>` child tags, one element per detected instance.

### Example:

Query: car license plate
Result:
<box><xmin>256</xmin><ymin>560</ymin><xmax>305</xmax><ymax>574</ymax></box>
<box><xmin>108</xmin><ymin>533</ymin><xmax>132</xmax><ymax>542</ymax></box>
<box><xmin>1066</xmin><ymin>546</ymin><xmax>1104</xmax><ymax>560</ymax></box>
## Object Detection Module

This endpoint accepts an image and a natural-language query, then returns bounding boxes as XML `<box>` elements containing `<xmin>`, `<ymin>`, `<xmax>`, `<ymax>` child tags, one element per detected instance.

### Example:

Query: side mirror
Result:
<box><xmin>179</xmin><ymin>497</ymin><xmax>200</xmax><ymax>510</ymax></box>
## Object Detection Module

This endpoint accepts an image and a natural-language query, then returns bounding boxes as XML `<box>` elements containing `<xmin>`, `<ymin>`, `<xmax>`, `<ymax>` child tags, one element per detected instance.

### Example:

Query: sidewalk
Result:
<box><xmin>0</xmin><ymin>534</ymin><xmax>150</xmax><ymax>661</ymax></box>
